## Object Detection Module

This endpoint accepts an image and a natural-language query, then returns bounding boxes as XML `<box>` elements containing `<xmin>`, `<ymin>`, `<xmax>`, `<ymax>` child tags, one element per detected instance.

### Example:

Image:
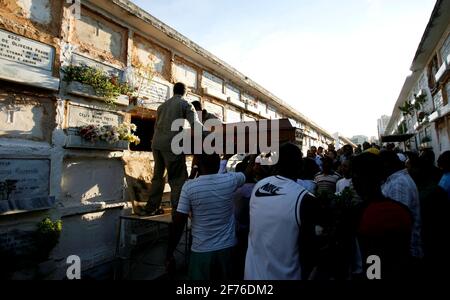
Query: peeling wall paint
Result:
<box><xmin>132</xmin><ymin>34</ymin><xmax>171</xmax><ymax>81</ymax></box>
<box><xmin>0</xmin><ymin>0</ymin><xmax>63</xmax><ymax>76</ymax></box>
<box><xmin>71</xmin><ymin>6</ymin><xmax>127</xmax><ymax>66</ymax></box>
<box><xmin>0</xmin><ymin>86</ymin><xmax>57</xmax><ymax>143</ymax></box>
<box><xmin>17</xmin><ymin>0</ymin><xmax>51</xmax><ymax>25</ymax></box>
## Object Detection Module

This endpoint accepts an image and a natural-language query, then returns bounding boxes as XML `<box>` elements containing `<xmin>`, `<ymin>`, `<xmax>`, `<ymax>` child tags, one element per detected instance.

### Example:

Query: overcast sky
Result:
<box><xmin>132</xmin><ymin>0</ymin><xmax>436</xmax><ymax>138</ymax></box>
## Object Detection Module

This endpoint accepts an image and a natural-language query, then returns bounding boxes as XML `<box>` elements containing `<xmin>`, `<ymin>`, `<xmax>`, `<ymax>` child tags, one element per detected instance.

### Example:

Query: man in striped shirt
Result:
<box><xmin>314</xmin><ymin>156</ymin><xmax>342</xmax><ymax>195</ymax></box>
<box><xmin>166</xmin><ymin>153</ymin><xmax>246</xmax><ymax>280</ymax></box>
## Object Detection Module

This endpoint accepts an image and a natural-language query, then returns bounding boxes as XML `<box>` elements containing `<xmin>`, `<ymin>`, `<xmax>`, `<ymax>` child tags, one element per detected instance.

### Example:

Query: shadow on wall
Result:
<box><xmin>61</xmin><ymin>157</ymin><xmax>126</xmax><ymax>205</ymax></box>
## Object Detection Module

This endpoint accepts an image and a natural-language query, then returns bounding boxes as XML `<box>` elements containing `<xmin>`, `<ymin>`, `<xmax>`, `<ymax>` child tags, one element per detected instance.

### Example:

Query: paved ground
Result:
<box><xmin>117</xmin><ymin>223</ymin><xmax>190</xmax><ymax>280</ymax></box>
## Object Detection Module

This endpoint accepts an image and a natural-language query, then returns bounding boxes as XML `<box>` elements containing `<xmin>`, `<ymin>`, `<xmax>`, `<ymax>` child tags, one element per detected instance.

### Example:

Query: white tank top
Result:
<box><xmin>244</xmin><ymin>176</ymin><xmax>309</xmax><ymax>280</ymax></box>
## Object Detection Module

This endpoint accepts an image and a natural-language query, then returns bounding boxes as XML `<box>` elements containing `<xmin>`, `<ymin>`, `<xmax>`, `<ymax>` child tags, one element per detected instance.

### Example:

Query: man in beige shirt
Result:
<box><xmin>138</xmin><ymin>82</ymin><xmax>203</xmax><ymax>216</ymax></box>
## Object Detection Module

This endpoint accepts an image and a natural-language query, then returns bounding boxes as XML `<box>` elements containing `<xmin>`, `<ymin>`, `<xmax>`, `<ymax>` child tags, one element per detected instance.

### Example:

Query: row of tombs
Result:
<box><xmin>0</xmin><ymin>0</ymin><xmax>321</xmax><ymax>279</ymax></box>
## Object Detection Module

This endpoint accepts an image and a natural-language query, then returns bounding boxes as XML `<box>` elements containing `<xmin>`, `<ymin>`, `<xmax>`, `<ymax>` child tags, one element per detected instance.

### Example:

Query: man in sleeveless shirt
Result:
<box><xmin>245</xmin><ymin>143</ymin><xmax>321</xmax><ymax>280</ymax></box>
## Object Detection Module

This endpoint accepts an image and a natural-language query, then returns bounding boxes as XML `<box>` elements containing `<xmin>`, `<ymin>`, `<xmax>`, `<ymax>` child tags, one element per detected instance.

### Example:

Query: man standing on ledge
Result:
<box><xmin>137</xmin><ymin>82</ymin><xmax>203</xmax><ymax>216</ymax></box>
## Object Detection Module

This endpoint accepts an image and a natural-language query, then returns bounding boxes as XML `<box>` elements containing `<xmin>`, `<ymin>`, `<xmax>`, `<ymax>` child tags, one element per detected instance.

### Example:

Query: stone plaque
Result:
<box><xmin>258</xmin><ymin>101</ymin><xmax>267</xmax><ymax>113</ymax></box>
<box><xmin>243</xmin><ymin>114</ymin><xmax>256</xmax><ymax>122</ymax></box>
<box><xmin>202</xmin><ymin>71</ymin><xmax>223</xmax><ymax>92</ymax></box>
<box><xmin>204</xmin><ymin>101</ymin><xmax>224</xmax><ymax>121</ymax></box>
<box><xmin>75</xmin><ymin>11</ymin><xmax>126</xmax><ymax>60</ymax></box>
<box><xmin>226</xmin><ymin>84</ymin><xmax>245</xmax><ymax>108</ymax></box>
<box><xmin>226</xmin><ymin>108</ymin><xmax>242</xmax><ymax>123</ymax></box>
<box><xmin>174</xmin><ymin>63</ymin><xmax>197</xmax><ymax>89</ymax></box>
<box><xmin>243</xmin><ymin>93</ymin><xmax>258</xmax><ymax>113</ymax></box>
<box><xmin>267</xmin><ymin>106</ymin><xmax>278</xmax><ymax>119</ymax></box>
<box><xmin>0</xmin><ymin>159</ymin><xmax>54</xmax><ymax>214</ymax></box>
<box><xmin>61</xmin><ymin>158</ymin><xmax>124</xmax><ymax>204</ymax></box>
<box><xmin>71</xmin><ymin>53</ymin><xmax>122</xmax><ymax>78</ymax></box>
<box><xmin>186</xmin><ymin>93</ymin><xmax>201</xmax><ymax>103</ymax></box>
<box><xmin>0</xmin><ymin>29</ymin><xmax>54</xmax><ymax>71</ymax></box>
<box><xmin>67</xmin><ymin>105</ymin><xmax>123</xmax><ymax>132</ymax></box>
<box><xmin>138</xmin><ymin>79</ymin><xmax>172</xmax><ymax>104</ymax></box>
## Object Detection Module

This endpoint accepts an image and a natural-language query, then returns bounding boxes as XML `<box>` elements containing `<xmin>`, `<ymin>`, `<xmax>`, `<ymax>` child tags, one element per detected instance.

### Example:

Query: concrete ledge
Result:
<box><xmin>0</xmin><ymin>59</ymin><xmax>60</xmax><ymax>91</ymax></box>
<box><xmin>67</xmin><ymin>82</ymin><xmax>129</xmax><ymax>106</ymax></box>
<box><xmin>59</xmin><ymin>201</ymin><xmax>131</xmax><ymax>217</ymax></box>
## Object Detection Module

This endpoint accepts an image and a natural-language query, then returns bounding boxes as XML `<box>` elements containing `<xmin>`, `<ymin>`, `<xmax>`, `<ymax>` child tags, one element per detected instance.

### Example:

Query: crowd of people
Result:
<box><xmin>140</xmin><ymin>83</ymin><xmax>450</xmax><ymax>280</ymax></box>
<box><xmin>165</xmin><ymin>142</ymin><xmax>450</xmax><ymax>280</ymax></box>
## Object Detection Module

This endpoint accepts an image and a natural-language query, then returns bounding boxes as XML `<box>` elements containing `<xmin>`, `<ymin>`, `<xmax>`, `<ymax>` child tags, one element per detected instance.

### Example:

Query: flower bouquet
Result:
<box><xmin>78</xmin><ymin>123</ymin><xmax>140</xmax><ymax>145</ymax></box>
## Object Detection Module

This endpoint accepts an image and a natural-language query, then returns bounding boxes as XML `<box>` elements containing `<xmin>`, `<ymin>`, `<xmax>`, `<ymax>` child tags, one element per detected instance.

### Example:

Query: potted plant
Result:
<box><xmin>3</xmin><ymin>218</ymin><xmax>63</xmax><ymax>279</ymax></box>
<box><xmin>62</xmin><ymin>65</ymin><xmax>133</xmax><ymax>106</ymax></box>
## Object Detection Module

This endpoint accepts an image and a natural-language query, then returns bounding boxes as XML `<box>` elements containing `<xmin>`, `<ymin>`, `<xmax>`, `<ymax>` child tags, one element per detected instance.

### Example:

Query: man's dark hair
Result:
<box><xmin>363</xmin><ymin>142</ymin><xmax>371</xmax><ymax>151</ymax></box>
<box><xmin>196</xmin><ymin>153</ymin><xmax>220</xmax><ymax>175</ymax></box>
<box><xmin>302</xmin><ymin>157</ymin><xmax>320</xmax><ymax>180</ymax></box>
<box><xmin>380</xmin><ymin>150</ymin><xmax>404</xmax><ymax>179</ymax></box>
<box><xmin>352</xmin><ymin>152</ymin><xmax>384</xmax><ymax>200</ymax></box>
<box><xmin>420</xmin><ymin>149</ymin><xmax>436</xmax><ymax>168</ymax></box>
<box><xmin>276</xmin><ymin>143</ymin><xmax>303</xmax><ymax>179</ymax></box>
<box><xmin>191</xmin><ymin>100</ymin><xmax>202</xmax><ymax>111</ymax></box>
<box><xmin>318</xmin><ymin>146</ymin><xmax>324</xmax><ymax>152</ymax></box>
<box><xmin>235</xmin><ymin>161</ymin><xmax>247</xmax><ymax>173</ymax></box>
<box><xmin>173</xmin><ymin>82</ymin><xmax>187</xmax><ymax>96</ymax></box>
<box><xmin>438</xmin><ymin>151</ymin><xmax>450</xmax><ymax>172</ymax></box>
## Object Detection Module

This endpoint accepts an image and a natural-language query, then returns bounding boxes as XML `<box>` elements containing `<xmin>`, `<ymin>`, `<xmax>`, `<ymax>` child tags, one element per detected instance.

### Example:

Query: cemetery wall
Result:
<box><xmin>0</xmin><ymin>0</ymin><xmax>334</xmax><ymax>278</ymax></box>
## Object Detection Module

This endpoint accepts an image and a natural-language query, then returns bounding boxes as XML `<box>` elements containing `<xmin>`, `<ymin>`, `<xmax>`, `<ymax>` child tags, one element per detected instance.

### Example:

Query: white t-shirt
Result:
<box><xmin>245</xmin><ymin>176</ymin><xmax>309</xmax><ymax>280</ymax></box>
<box><xmin>177</xmin><ymin>172</ymin><xmax>245</xmax><ymax>253</ymax></box>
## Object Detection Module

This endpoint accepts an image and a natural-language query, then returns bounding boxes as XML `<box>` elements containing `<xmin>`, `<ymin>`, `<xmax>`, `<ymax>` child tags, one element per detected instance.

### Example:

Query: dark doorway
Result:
<box><xmin>130</xmin><ymin>116</ymin><xmax>155</xmax><ymax>152</ymax></box>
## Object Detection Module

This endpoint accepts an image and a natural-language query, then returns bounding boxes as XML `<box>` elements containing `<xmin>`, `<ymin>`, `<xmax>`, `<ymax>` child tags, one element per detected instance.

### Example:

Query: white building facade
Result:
<box><xmin>384</xmin><ymin>0</ymin><xmax>450</xmax><ymax>155</ymax></box>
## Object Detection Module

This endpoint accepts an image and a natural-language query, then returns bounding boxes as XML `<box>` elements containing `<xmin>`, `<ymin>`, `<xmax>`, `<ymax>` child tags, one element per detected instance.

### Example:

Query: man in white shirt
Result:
<box><xmin>380</xmin><ymin>151</ymin><xmax>423</xmax><ymax>258</ymax></box>
<box><xmin>245</xmin><ymin>143</ymin><xmax>321</xmax><ymax>280</ymax></box>
<box><xmin>336</xmin><ymin>159</ymin><xmax>352</xmax><ymax>194</ymax></box>
<box><xmin>166</xmin><ymin>153</ymin><xmax>246</xmax><ymax>280</ymax></box>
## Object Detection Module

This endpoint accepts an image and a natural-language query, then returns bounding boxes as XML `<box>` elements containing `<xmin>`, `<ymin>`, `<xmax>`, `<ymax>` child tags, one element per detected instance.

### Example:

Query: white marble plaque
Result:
<box><xmin>226</xmin><ymin>84</ymin><xmax>245</xmax><ymax>108</ymax></box>
<box><xmin>138</xmin><ymin>79</ymin><xmax>172</xmax><ymax>104</ymax></box>
<box><xmin>267</xmin><ymin>106</ymin><xmax>277</xmax><ymax>119</ymax></box>
<box><xmin>243</xmin><ymin>93</ymin><xmax>258</xmax><ymax>113</ymax></box>
<box><xmin>226</xmin><ymin>108</ymin><xmax>241</xmax><ymax>123</ymax></box>
<box><xmin>71</xmin><ymin>53</ymin><xmax>122</xmax><ymax>77</ymax></box>
<box><xmin>0</xmin><ymin>159</ymin><xmax>53</xmax><ymax>214</ymax></box>
<box><xmin>225</xmin><ymin>84</ymin><xmax>240</xmax><ymax>102</ymax></box>
<box><xmin>174</xmin><ymin>63</ymin><xmax>197</xmax><ymax>89</ymax></box>
<box><xmin>202</xmin><ymin>71</ymin><xmax>223</xmax><ymax>92</ymax></box>
<box><xmin>243</xmin><ymin>114</ymin><xmax>256</xmax><ymax>122</ymax></box>
<box><xmin>204</xmin><ymin>101</ymin><xmax>224</xmax><ymax>121</ymax></box>
<box><xmin>186</xmin><ymin>93</ymin><xmax>201</xmax><ymax>103</ymax></box>
<box><xmin>68</xmin><ymin>105</ymin><xmax>123</xmax><ymax>131</ymax></box>
<box><xmin>61</xmin><ymin>158</ymin><xmax>124</xmax><ymax>203</ymax></box>
<box><xmin>0</xmin><ymin>29</ymin><xmax>54</xmax><ymax>71</ymax></box>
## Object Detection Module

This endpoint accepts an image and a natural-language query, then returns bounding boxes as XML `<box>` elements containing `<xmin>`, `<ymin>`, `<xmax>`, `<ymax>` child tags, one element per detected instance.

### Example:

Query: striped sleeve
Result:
<box><xmin>234</xmin><ymin>172</ymin><xmax>246</xmax><ymax>188</ymax></box>
<box><xmin>176</xmin><ymin>183</ymin><xmax>191</xmax><ymax>214</ymax></box>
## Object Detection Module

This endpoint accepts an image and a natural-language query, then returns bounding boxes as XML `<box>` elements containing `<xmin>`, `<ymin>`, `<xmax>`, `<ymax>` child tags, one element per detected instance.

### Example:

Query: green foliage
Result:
<box><xmin>398</xmin><ymin>94</ymin><xmax>428</xmax><ymax>117</ymax></box>
<box><xmin>34</xmin><ymin>218</ymin><xmax>63</xmax><ymax>262</ymax></box>
<box><xmin>399</xmin><ymin>100</ymin><xmax>415</xmax><ymax>117</ymax></box>
<box><xmin>397</xmin><ymin>122</ymin><xmax>407</xmax><ymax>135</ymax></box>
<box><xmin>62</xmin><ymin>65</ymin><xmax>133</xmax><ymax>105</ymax></box>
